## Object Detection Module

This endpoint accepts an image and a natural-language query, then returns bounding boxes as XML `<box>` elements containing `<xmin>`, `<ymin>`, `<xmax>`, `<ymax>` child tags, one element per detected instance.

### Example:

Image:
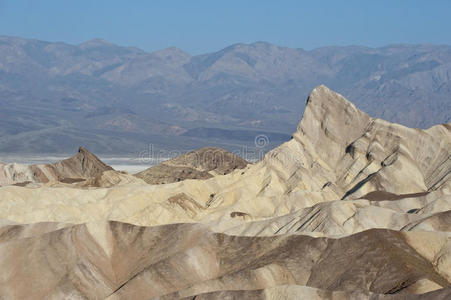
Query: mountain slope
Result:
<box><xmin>0</xmin><ymin>86</ymin><xmax>449</xmax><ymax>298</ymax></box>
<box><xmin>0</xmin><ymin>86</ymin><xmax>448</xmax><ymax>230</ymax></box>
<box><xmin>0</xmin><ymin>222</ymin><xmax>449</xmax><ymax>298</ymax></box>
<box><xmin>1</xmin><ymin>36</ymin><xmax>450</xmax><ymax>153</ymax></box>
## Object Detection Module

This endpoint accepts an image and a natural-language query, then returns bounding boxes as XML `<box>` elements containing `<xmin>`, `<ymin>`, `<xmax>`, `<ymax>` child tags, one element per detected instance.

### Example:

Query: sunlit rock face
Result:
<box><xmin>0</xmin><ymin>86</ymin><xmax>449</xmax><ymax>299</ymax></box>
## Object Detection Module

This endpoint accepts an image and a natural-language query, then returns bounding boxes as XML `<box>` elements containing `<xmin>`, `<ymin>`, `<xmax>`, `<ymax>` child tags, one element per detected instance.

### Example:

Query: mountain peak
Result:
<box><xmin>250</xmin><ymin>41</ymin><xmax>278</xmax><ymax>49</ymax></box>
<box><xmin>0</xmin><ymin>147</ymin><xmax>114</xmax><ymax>186</ymax></box>
<box><xmin>78</xmin><ymin>38</ymin><xmax>116</xmax><ymax>49</ymax></box>
<box><xmin>295</xmin><ymin>85</ymin><xmax>370</xmax><ymax>147</ymax></box>
<box><xmin>306</xmin><ymin>85</ymin><xmax>366</xmax><ymax>115</ymax></box>
<box><xmin>54</xmin><ymin>147</ymin><xmax>113</xmax><ymax>179</ymax></box>
<box><xmin>219</xmin><ymin>41</ymin><xmax>278</xmax><ymax>53</ymax></box>
<box><xmin>78</xmin><ymin>146</ymin><xmax>89</xmax><ymax>153</ymax></box>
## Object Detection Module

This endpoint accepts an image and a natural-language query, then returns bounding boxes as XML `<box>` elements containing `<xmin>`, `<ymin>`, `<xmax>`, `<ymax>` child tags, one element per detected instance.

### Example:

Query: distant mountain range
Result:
<box><xmin>0</xmin><ymin>36</ymin><xmax>450</xmax><ymax>154</ymax></box>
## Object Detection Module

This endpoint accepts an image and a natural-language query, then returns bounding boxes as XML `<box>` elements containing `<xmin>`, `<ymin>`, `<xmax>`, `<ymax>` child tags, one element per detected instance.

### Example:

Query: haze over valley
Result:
<box><xmin>1</xmin><ymin>36</ymin><xmax>450</xmax><ymax>154</ymax></box>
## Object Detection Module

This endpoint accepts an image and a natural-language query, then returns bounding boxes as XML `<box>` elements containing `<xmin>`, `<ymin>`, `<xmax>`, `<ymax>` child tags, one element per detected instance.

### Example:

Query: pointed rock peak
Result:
<box><xmin>53</xmin><ymin>147</ymin><xmax>113</xmax><ymax>179</ymax></box>
<box><xmin>305</xmin><ymin>85</ymin><xmax>356</xmax><ymax>109</ymax></box>
<box><xmin>77</xmin><ymin>146</ymin><xmax>99</xmax><ymax>159</ymax></box>
<box><xmin>303</xmin><ymin>85</ymin><xmax>368</xmax><ymax>118</ymax></box>
<box><xmin>74</xmin><ymin>146</ymin><xmax>110</xmax><ymax>167</ymax></box>
<box><xmin>78</xmin><ymin>146</ymin><xmax>89</xmax><ymax>153</ymax></box>
<box><xmin>295</xmin><ymin>85</ymin><xmax>371</xmax><ymax>146</ymax></box>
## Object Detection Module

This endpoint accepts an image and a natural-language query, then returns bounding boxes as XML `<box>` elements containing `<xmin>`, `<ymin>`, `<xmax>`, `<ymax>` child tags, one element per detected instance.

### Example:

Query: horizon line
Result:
<box><xmin>1</xmin><ymin>34</ymin><xmax>450</xmax><ymax>56</ymax></box>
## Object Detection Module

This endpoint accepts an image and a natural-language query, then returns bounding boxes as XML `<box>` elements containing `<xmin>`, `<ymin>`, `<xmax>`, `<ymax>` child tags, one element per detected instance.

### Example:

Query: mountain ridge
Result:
<box><xmin>0</xmin><ymin>36</ymin><xmax>450</xmax><ymax>154</ymax></box>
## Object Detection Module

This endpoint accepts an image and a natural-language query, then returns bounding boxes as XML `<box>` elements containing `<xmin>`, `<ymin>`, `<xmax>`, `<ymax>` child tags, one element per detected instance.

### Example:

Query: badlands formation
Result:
<box><xmin>0</xmin><ymin>146</ymin><xmax>113</xmax><ymax>186</ymax></box>
<box><xmin>0</xmin><ymin>86</ymin><xmax>450</xmax><ymax>299</ymax></box>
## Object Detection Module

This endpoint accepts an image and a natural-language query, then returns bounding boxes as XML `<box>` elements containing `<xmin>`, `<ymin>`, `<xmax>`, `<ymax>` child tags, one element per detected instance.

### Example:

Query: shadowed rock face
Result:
<box><xmin>180</xmin><ymin>287</ymin><xmax>451</xmax><ymax>300</ymax></box>
<box><xmin>0</xmin><ymin>86</ymin><xmax>449</xmax><ymax>298</ymax></box>
<box><xmin>135</xmin><ymin>147</ymin><xmax>249</xmax><ymax>184</ymax></box>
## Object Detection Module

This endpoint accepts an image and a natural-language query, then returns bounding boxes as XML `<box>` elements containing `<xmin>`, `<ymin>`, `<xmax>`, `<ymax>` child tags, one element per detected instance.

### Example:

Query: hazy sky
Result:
<box><xmin>1</xmin><ymin>0</ymin><xmax>450</xmax><ymax>54</ymax></box>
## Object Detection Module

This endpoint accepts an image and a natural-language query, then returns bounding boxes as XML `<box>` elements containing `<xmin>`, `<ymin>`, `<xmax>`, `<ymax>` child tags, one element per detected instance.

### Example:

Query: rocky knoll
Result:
<box><xmin>135</xmin><ymin>147</ymin><xmax>248</xmax><ymax>184</ymax></box>
<box><xmin>0</xmin><ymin>86</ymin><xmax>449</xmax><ymax>299</ymax></box>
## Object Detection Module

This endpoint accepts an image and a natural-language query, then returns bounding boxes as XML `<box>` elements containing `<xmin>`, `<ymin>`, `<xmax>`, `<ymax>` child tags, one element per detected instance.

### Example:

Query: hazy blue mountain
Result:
<box><xmin>0</xmin><ymin>36</ymin><xmax>450</xmax><ymax>154</ymax></box>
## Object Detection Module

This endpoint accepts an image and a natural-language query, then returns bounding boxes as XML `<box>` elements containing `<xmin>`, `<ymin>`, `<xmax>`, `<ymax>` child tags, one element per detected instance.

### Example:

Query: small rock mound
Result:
<box><xmin>136</xmin><ymin>147</ymin><xmax>249</xmax><ymax>184</ymax></box>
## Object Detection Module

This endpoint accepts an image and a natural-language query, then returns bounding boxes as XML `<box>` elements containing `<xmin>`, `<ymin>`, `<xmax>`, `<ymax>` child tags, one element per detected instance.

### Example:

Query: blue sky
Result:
<box><xmin>0</xmin><ymin>0</ymin><xmax>450</xmax><ymax>54</ymax></box>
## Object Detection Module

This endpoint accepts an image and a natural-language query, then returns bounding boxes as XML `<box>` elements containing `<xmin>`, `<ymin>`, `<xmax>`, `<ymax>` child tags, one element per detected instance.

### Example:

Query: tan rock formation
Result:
<box><xmin>79</xmin><ymin>170</ymin><xmax>147</xmax><ymax>188</ymax></box>
<box><xmin>135</xmin><ymin>146</ymin><xmax>249</xmax><ymax>184</ymax></box>
<box><xmin>0</xmin><ymin>221</ymin><xmax>449</xmax><ymax>299</ymax></box>
<box><xmin>0</xmin><ymin>86</ymin><xmax>449</xmax><ymax>298</ymax></box>
<box><xmin>0</xmin><ymin>146</ymin><xmax>113</xmax><ymax>186</ymax></box>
